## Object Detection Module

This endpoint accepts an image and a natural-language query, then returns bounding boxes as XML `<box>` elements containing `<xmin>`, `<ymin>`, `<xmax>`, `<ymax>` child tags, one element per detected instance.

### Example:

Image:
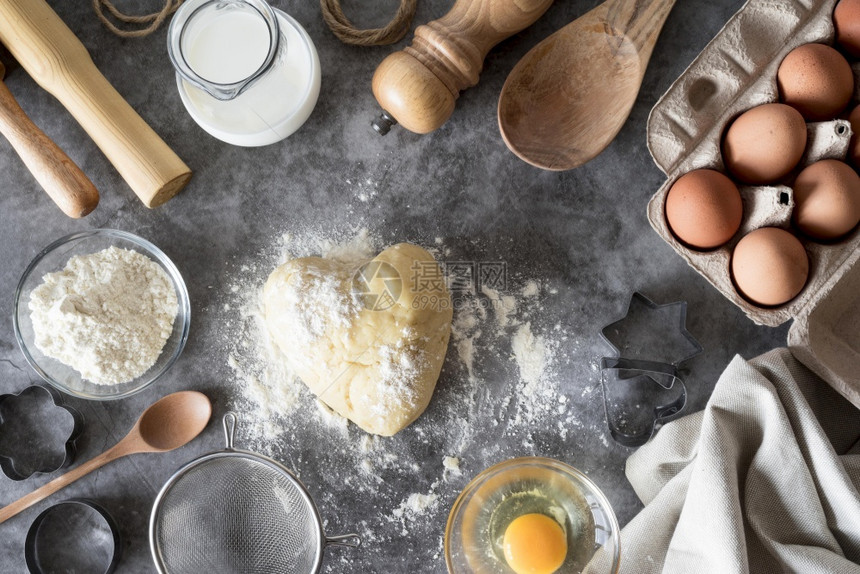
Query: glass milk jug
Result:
<box><xmin>167</xmin><ymin>0</ymin><xmax>320</xmax><ymax>146</ymax></box>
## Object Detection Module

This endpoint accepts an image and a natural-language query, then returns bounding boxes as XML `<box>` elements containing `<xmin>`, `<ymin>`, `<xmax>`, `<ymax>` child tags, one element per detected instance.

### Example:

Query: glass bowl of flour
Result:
<box><xmin>14</xmin><ymin>230</ymin><xmax>191</xmax><ymax>400</ymax></box>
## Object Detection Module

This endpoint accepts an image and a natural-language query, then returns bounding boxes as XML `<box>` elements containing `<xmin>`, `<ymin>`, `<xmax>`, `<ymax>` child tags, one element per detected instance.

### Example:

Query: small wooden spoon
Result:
<box><xmin>0</xmin><ymin>391</ymin><xmax>212</xmax><ymax>524</ymax></box>
<box><xmin>498</xmin><ymin>0</ymin><xmax>677</xmax><ymax>170</ymax></box>
<box><xmin>0</xmin><ymin>61</ymin><xmax>99</xmax><ymax>217</ymax></box>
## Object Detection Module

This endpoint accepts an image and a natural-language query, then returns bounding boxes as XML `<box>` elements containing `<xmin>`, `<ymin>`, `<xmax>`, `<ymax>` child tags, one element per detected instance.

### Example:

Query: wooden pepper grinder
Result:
<box><xmin>371</xmin><ymin>0</ymin><xmax>555</xmax><ymax>135</ymax></box>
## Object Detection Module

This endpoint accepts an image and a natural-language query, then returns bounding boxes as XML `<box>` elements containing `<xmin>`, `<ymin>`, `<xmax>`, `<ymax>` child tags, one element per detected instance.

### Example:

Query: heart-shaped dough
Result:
<box><xmin>263</xmin><ymin>243</ymin><xmax>452</xmax><ymax>436</ymax></box>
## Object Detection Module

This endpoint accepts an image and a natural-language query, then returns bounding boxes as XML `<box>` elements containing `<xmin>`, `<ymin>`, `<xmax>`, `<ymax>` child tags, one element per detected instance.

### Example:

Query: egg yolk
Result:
<box><xmin>503</xmin><ymin>513</ymin><xmax>567</xmax><ymax>574</ymax></box>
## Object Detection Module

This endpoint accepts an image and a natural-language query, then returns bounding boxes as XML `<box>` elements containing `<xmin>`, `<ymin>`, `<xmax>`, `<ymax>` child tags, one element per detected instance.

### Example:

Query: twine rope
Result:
<box><xmin>94</xmin><ymin>0</ymin><xmax>416</xmax><ymax>44</ymax></box>
<box><xmin>320</xmin><ymin>0</ymin><xmax>417</xmax><ymax>46</ymax></box>
<box><xmin>93</xmin><ymin>0</ymin><xmax>184</xmax><ymax>38</ymax></box>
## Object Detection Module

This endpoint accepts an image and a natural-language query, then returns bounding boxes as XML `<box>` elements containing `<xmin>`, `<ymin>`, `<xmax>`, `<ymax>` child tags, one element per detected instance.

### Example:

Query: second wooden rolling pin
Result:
<box><xmin>0</xmin><ymin>61</ymin><xmax>98</xmax><ymax>218</ymax></box>
<box><xmin>0</xmin><ymin>0</ymin><xmax>191</xmax><ymax>208</ymax></box>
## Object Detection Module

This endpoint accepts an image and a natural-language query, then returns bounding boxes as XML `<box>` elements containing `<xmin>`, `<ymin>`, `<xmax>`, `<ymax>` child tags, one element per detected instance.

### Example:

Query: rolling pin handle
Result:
<box><xmin>372</xmin><ymin>111</ymin><xmax>398</xmax><ymax>136</ymax></box>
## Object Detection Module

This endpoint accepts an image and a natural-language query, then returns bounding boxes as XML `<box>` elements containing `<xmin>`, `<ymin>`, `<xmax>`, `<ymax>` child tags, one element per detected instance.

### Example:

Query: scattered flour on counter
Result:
<box><xmin>29</xmin><ymin>246</ymin><xmax>178</xmax><ymax>385</ymax></box>
<box><xmin>224</xmin><ymin>280</ymin><xmax>299</xmax><ymax>445</ymax></box>
<box><xmin>393</xmin><ymin>492</ymin><xmax>439</xmax><ymax>520</ymax></box>
<box><xmin>350</xmin><ymin>178</ymin><xmax>379</xmax><ymax>203</ymax></box>
<box><xmin>450</xmin><ymin>300</ymin><xmax>485</xmax><ymax>383</ymax></box>
<box><xmin>510</xmin><ymin>322</ymin><xmax>560</xmax><ymax>423</ymax></box>
<box><xmin>316</xmin><ymin>399</ymin><xmax>349</xmax><ymax>435</ymax></box>
<box><xmin>512</xmin><ymin>322</ymin><xmax>548</xmax><ymax>386</ymax></box>
<box><xmin>522</xmin><ymin>280</ymin><xmax>540</xmax><ymax>297</ymax></box>
<box><xmin>443</xmin><ymin>456</ymin><xmax>461</xmax><ymax>477</ymax></box>
<box><xmin>390</xmin><ymin>480</ymin><xmax>442</xmax><ymax>533</ymax></box>
<box><xmin>474</xmin><ymin>280</ymin><xmax>566</xmax><ymax>427</ymax></box>
<box><xmin>481</xmin><ymin>285</ymin><xmax>517</xmax><ymax>330</ymax></box>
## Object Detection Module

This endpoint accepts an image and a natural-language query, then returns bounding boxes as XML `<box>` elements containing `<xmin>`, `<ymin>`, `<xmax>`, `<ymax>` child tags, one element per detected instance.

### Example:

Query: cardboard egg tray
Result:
<box><xmin>646</xmin><ymin>0</ymin><xmax>860</xmax><ymax>406</ymax></box>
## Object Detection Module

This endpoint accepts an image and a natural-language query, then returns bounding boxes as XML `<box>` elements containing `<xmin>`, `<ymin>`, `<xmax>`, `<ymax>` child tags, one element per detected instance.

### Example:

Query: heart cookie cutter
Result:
<box><xmin>0</xmin><ymin>384</ymin><xmax>83</xmax><ymax>481</ymax></box>
<box><xmin>599</xmin><ymin>292</ymin><xmax>702</xmax><ymax>447</ymax></box>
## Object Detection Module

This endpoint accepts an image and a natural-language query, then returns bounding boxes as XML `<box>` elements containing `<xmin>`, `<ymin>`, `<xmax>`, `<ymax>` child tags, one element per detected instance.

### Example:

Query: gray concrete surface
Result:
<box><xmin>0</xmin><ymin>0</ymin><xmax>789</xmax><ymax>572</ymax></box>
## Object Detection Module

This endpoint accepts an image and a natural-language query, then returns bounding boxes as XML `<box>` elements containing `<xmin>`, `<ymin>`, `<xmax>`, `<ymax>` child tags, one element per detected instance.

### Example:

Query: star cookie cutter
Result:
<box><xmin>599</xmin><ymin>292</ymin><xmax>702</xmax><ymax>447</ymax></box>
<box><xmin>0</xmin><ymin>385</ymin><xmax>83</xmax><ymax>481</ymax></box>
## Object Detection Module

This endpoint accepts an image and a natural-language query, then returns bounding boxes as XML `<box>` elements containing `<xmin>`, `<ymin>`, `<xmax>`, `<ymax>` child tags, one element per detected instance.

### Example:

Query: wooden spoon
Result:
<box><xmin>0</xmin><ymin>391</ymin><xmax>212</xmax><ymax>524</ymax></box>
<box><xmin>498</xmin><ymin>0</ymin><xmax>677</xmax><ymax>170</ymax></box>
<box><xmin>0</xmin><ymin>61</ymin><xmax>99</xmax><ymax>217</ymax></box>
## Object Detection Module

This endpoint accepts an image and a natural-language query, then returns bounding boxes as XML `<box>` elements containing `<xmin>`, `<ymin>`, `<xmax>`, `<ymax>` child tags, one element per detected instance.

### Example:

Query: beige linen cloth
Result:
<box><xmin>590</xmin><ymin>348</ymin><xmax>860</xmax><ymax>573</ymax></box>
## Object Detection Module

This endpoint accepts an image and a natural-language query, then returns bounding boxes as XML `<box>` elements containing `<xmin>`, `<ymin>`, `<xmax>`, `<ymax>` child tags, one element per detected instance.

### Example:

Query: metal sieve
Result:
<box><xmin>149</xmin><ymin>413</ymin><xmax>360</xmax><ymax>574</ymax></box>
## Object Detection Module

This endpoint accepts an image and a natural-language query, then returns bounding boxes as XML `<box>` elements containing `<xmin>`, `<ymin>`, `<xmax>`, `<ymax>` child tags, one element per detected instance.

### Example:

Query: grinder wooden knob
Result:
<box><xmin>372</xmin><ymin>0</ymin><xmax>555</xmax><ymax>135</ymax></box>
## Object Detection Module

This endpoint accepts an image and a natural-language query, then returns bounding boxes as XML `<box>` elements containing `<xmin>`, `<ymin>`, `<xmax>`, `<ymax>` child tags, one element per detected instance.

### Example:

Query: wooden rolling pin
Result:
<box><xmin>0</xmin><ymin>0</ymin><xmax>191</xmax><ymax>208</ymax></box>
<box><xmin>372</xmin><ymin>0</ymin><xmax>555</xmax><ymax>135</ymax></box>
<box><xmin>0</xmin><ymin>61</ymin><xmax>98</xmax><ymax>217</ymax></box>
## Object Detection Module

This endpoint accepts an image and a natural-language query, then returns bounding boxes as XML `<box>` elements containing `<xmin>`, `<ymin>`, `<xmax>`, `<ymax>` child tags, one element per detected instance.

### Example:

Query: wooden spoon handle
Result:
<box><xmin>0</xmin><ymin>445</ymin><xmax>126</xmax><ymax>524</ymax></box>
<box><xmin>0</xmin><ymin>80</ymin><xmax>98</xmax><ymax>218</ymax></box>
<box><xmin>0</xmin><ymin>0</ymin><xmax>191</xmax><ymax>208</ymax></box>
<box><xmin>605</xmin><ymin>0</ymin><xmax>677</xmax><ymax>57</ymax></box>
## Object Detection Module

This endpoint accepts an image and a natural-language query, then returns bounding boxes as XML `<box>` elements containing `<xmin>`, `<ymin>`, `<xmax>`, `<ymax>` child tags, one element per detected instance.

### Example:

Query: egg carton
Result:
<box><xmin>646</xmin><ymin>0</ymin><xmax>860</xmax><ymax>406</ymax></box>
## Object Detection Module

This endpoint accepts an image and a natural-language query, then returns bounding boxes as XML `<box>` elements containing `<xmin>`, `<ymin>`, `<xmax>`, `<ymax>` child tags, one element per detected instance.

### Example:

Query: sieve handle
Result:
<box><xmin>326</xmin><ymin>534</ymin><xmax>361</xmax><ymax>548</ymax></box>
<box><xmin>223</xmin><ymin>412</ymin><xmax>238</xmax><ymax>449</ymax></box>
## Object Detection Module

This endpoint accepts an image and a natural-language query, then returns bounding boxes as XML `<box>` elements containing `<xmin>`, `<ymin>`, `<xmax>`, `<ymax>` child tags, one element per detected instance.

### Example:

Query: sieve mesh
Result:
<box><xmin>152</xmin><ymin>455</ymin><xmax>321</xmax><ymax>574</ymax></box>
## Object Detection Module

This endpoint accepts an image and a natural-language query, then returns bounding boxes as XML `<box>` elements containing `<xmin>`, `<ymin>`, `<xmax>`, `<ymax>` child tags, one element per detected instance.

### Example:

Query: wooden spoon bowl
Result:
<box><xmin>498</xmin><ymin>0</ymin><xmax>677</xmax><ymax>170</ymax></box>
<box><xmin>0</xmin><ymin>391</ymin><xmax>212</xmax><ymax>524</ymax></box>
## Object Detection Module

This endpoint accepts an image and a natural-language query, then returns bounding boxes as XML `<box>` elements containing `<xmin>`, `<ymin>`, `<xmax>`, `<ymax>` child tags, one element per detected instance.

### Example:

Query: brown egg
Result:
<box><xmin>848</xmin><ymin>105</ymin><xmax>860</xmax><ymax>167</ymax></box>
<box><xmin>777</xmin><ymin>43</ymin><xmax>853</xmax><ymax>120</ymax></box>
<box><xmin>792</xmin><ymin>159</ymin><xmax>860</xmax><ymax>240</ymax></box>
<box><xmin>722</xmin><ymin>103</ymin><xmax>807</xmax><ymax>184</ymax></box>
<box><xmin>732</xmin><ymin>227</ymin><xmax>809</xmax><ymax>307</ymax></box>
<box><xmin>665</xmin><ymin>169</ymin><xmax>743</xmax><ymax>250</ymax></box>
<box><xmin>835</xmin><ymin>0</ymin><xmax>860</xmax><ymax>58</ymax></box>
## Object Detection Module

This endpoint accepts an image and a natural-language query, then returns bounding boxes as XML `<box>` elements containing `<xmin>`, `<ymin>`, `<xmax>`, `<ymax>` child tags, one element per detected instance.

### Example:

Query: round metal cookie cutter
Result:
<box><xmin>25</xmin><ymin>498</ymin><xmax>121</xmax><ymax>574</ymax></box>
<box><xmin>149</xmin><ymin>412</ymin><xmax>360</xmax><ymax>574</ymax></box>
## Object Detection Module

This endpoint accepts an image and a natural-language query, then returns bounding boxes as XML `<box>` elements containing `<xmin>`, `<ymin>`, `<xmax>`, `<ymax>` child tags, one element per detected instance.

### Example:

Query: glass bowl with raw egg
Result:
<box><xmin>14</xmin><ymin>229</ymin><xmax>191</xmax><ymax>400</ymax></box>
<box><xmin>445</xmin><ymin>457</ymin><xmax>620</xmax><ymax>574</ymax></box>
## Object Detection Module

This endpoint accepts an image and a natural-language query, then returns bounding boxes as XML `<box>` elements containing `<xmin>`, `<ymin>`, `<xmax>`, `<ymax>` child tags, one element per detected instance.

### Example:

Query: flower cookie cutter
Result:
<box><xmin>0</xmin><ymin>384</ymin><xmax>83</xmax><ymax>481</ymax></box>
<box><xmin>599</xmin><ymin>292</ymin><xmax>702</xmax><ymax>447</ymax></box>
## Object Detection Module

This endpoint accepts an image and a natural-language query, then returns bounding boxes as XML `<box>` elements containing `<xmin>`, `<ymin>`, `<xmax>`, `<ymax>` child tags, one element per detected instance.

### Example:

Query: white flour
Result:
<box><xmin>451</xmin><ymin>299</ymin><xmax>485</xmax><ymax>383</ymax></box>
<box><xmin>29</xmin><ymin>246</ymin><xmax>178</xmax><ymax>385</ymax></box>
<box><xmin>522</xmin><ymin>280</ymin><xmax>540</xmax><ymax>297</ymax></box>
<box><xmin>372</xmin><ymin>341</ymin><xmax>424</xmax><ymax>419</ymax></box>
<box><xmin>481</xmin><ymin>285</ymin><xmax>517</xmax><ymax>330</ymax></box>
<box><xmin>443</xmin><ymin>456</ymin><xmax>461</xmax><ymax>476</ymax></box>
<box><xmin>512</xmin><ymin>322</ymin><xmax>548</xmax><ymax>387</ymax></box>
<box><xmin>392</xmin><ymin>491</ymin><xmax>439</xmax><ymax>521</ymax></box>
<box><xmin>281</xmin><ymin>266</ymin><xmax>356</xmax><ymax>349</ymax></box>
